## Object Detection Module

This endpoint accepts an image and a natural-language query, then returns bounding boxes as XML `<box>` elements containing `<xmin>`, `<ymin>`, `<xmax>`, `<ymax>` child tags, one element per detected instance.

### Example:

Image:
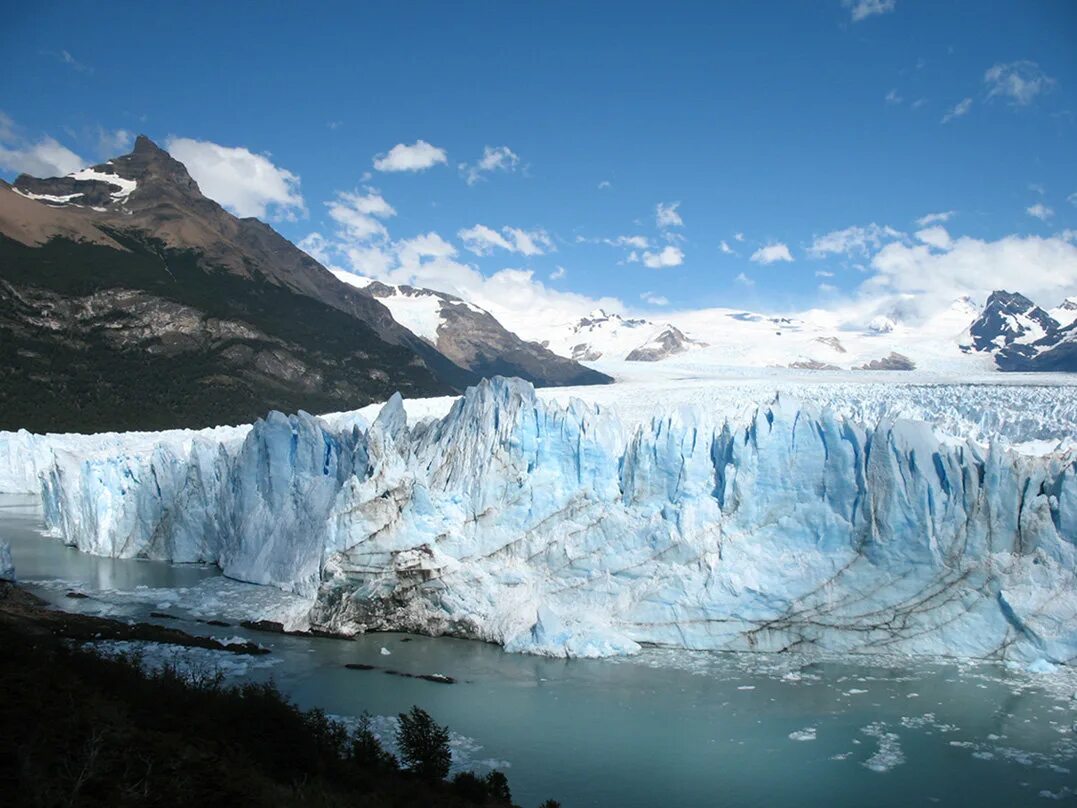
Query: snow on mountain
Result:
<box><xmin>961</xmin><ymin>290</ymin><xmax>1077</xmax><ymax>372</ymax></box>
<box><xmin>1050</xmin><ymin>297</ymin><xmax>1077</xmax><ymax>328</ymax></box>
<box><xmin>332</xmin><ymin>279</ymin><xmax>611</xmax><ymax>388</ymax></box>
<box><xmin>544</xmin><ymin>309</ymin><xmax>704</xmax><ymax>362</ymax></box>
<box><xmin>13</xmin><ymin>376</ymin><xmax>1077</xmax><ymax>664</ymax></box>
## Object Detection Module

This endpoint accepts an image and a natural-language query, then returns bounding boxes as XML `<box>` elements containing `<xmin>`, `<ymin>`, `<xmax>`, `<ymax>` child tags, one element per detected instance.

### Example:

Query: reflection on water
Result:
<box><xmin>3</xmin><ymin>494</ymin><xmax>1075</xmax><ymax>807</ymax></box>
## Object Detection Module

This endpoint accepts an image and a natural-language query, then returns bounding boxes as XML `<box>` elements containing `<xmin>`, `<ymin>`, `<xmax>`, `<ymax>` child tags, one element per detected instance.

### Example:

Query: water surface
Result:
<box><xmin>3</xmin><ymin>495</ymin><xmax>1074</xmax><ymax>807</ymax></box>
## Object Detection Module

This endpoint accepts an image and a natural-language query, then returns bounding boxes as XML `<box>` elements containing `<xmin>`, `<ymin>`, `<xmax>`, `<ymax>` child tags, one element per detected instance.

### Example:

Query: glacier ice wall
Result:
<box><xmin>19</xmin><ymin>377</ymin><xmax>1077</xmax><ymax>662</ymax></box>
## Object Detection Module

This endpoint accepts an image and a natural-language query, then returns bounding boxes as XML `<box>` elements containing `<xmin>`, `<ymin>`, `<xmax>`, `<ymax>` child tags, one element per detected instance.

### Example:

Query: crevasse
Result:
<box><xmin>22</xmin><ymin>377</ymin><xmax>1077</xmax><ymax>661</ymax></box>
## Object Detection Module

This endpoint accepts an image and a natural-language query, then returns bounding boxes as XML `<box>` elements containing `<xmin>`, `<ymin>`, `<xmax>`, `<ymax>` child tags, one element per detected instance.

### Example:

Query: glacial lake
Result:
<box><xmin>3</xmin><ymin>494</ymin><xmax>1075</xmax><ymax>807</ymax></box>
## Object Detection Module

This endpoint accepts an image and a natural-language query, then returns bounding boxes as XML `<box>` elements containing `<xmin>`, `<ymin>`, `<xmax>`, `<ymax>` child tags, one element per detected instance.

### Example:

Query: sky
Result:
<box><xmin>2</xmin><ymin>0</ymin><xmax>1076</xmax><ymax>339</ymax></box>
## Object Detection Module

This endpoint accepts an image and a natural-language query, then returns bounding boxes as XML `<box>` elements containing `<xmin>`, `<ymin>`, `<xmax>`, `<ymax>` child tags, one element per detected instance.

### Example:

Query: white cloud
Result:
<box><xmin>734</xmin><ymin>232</ymin><xmax>745</xmax><ymax>242</ymax></box>
<box><xmin>1069</xmin><ymin>191</ymin><xmax>1077</xmax><ymax>207</ymax></box>
<box><xmin>815</xmin><ymin>270</ymin><xmax>835</xmax><ymax>278</ymax></box>
<box><xmin>0</xmin><ymin>134</ymin><xmax>84</xmax><ymax>177</ymax></box>
<box><xmin>808</xmin><ymin>223</ymin><xmax>902</xmax><ymax>258</ymax></box>
<box><xmin>639</xmin><ymin>245</ymin><xmax>684</xmax><ymax>268</ymax></box>
<box><xmin>459</xmin><ymin>145</ymin><xmax>520</xmax><ymax>185</ymax></box>
<box><xmin>915</xmin><ymin>225</ymin><xmax>952</xmax><ymax>250</ymax></box>
<box><xmin>735</xmin><ymin>272</ymin><xmax>755</xmax><ymax>287</ymax></box>
<box><xmin>549</xmin><ymin>265</ymin><xmax>566</xmax><ymax>280</ymax></box>
<box><xmin>1027</xmin><ymin>203</ymin><xmax>1054</xmax><ymax>221</ymax></box>
<box><xmin>165</xmin><ymin>137</ymin><xmax>305</xmax><ymax>220</ymax></box>
<box><xmin>843</xmin><ymin>0</ymin><xmax>896</xmax><ymax>22</ymax></box>
<box><xmin>96</xmin><ymin>127</ymin><xmax>132</xmax><ymax>157</ymax></box>
<box><xmin>885</xmin><ymin>88</ymin><xmax>902</xmax><ymax>105</ymax></box>
<box><xmin>607</xmin><ymin>235</ymin><xmax>650</xmax><ymax>249</ymax></box>
<box><xmin>656</xmin><ymin>201</ymin><xmax>683</xmax><ymax>229</ymax></box>
<box><xmin>49</xmin><ymin>49</ymin><xmax>91</xmax><ymax>73</ymax></box>
<box><xmin>325</xmin><ymin>189</ymin><xmax>395</xmax><ymax>241</ymax></box>
<box><xmin>941</xmin><ymin>98</ymin><xmax>972</xmax><ymax>124</ymax></box>
<box><xmin>916</xmin><ymin>210</ymin><xmax>955</xmax><ymax>226</ymax></box>
<box><xmin>372</xmin><ymin>140</ymin><xmax>447</xmax><ymax>172</ymax></box>
<box><xmin>750</xmin><ymin>243</ymin><xmax>794</xmax><ymax>264</ymax></box>
<box><xmin>818</xmin><ymin>283</ymin><xmax>838</xmax><ymax>294</ymax></box>
<box><xmin>640</xmin><ymin>291</ymin><xmax>669</xmax><ymax>306</ymax></box>
<box><xmin>865</xmin><ymin>232</ymin><xmax>1077</xmax><ymax>315</ymax></box>
<box><xmin>458</xmin><ymin>224</ymin><xmax>553</xmax><ymax>256</ymax></box>
<box><xmin>719</xmin><ymin>240</ymin><xmax>736</xmax><ymax>255</ymax></box>
<box><xmin>598</xmin><ymin>180</ymin><xmax>612</xmax><ymax>190</ymax></box>
<box><xmin>985</xmin><ymin>61</ymin><xmax>1056</xmax><ymax>106</ymax></box>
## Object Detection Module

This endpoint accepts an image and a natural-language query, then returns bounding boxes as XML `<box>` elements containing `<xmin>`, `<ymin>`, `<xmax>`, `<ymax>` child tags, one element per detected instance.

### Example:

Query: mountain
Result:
<box><xmin>962</xmin><ymin>290</ymin><xmax>1076</xmax><ymax>371</ymax></box>
<box><xmin>0</xmin><ymin>136</ymin><xmax>479</xmax><ymax>432</ymax></box>
<box><xmin>1050</xmin><ymin>297</ymin><xmax>1077</xmax><ymax>327</ymax></box>
<box><xmin>342</xmin><ymin>280</ymin><xmax>611</xmax><ymax>387</ymax></box>
<box><xmin>544</xmin><ymin>309</ymin><xmax>705</xmax><ymax>362</ymax></box>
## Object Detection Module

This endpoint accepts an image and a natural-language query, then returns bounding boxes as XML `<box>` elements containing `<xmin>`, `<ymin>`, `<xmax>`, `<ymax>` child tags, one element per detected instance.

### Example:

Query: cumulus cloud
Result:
<box><xmin>656</xmin><ymin>201</ymin><xmax>683</xmax><ymax>229</ymax></box>
<box><xmin>864</xmin><ymin>230</ymin><xmax>1077</xmax><ymax>314</ymax></box>
<box><xmin>916</xmin><ymin>210</ymin><xmax>955</xmax><ymax>226</ymax></box>
<box><xmin>372</xmin><ymin>140</ymin><xmax>447</xmax><ymax>172</ymax></box>
<box><xmin>0</xmin><ymin>112</ymin><xmax>85</xmax><ymax>177</ymax></box>
<box><xmin>843</xmin><ymin>0</ymin><xmax>896</xmax><ymax>22</ymax></box>
<box><xmin>914</xmin><ymin>225</ymin><xmax>952</xmax><ymax>250</ymax></box>
<box><xmin>634</xmin><ymin>245</ymin><xmax>684</xmax><ymax>269</ymax></box>
<box><xmin>0</xmin><ymin>135</ymin><xmax>84</xmax><ymax>177</ymax></box>
<box><xmin>750</xmin><ymin>243</ymin><xmax>794</xmax><ymax>264</ymax></box>
<box><xmin>1027</xmin><ymin>203</ymin><xmax>1054</xmax><ymax>221</ymax></box>
<box><xmin>165</xmin><ymin>137</ymin><xmax>305</xmax><ymax>220</ymax></box>
<box><xmin>598</xmin><ymin>180</ymin><xmax>612</xmax><ymax>190</ymax></box>
<box><xmin>325</xmin><ymin>189</ymin><xmax>396</xmax><ymax>242</ymax></box>
<box><xmin>735</xmin><ymin>272</ymin><xmax>755</xmax><ymax>287</ymax></box>
<box><xmin>459</xmin><ymin>145</ymin><xmax>520</xmax><ymax>185</ymax></box>
<box><xmin>885</xmin><ymin>89</ymin><xmax>902</xmax><ymax>105</ymax></box>
<box><xmin>807</xmin><ymin>223</ymin><xmax>902</xmax><ymax>258</ymax></box>
<box><xmin>458</xmin><ymin>224</ymin><xmax>554</xmax><ymax>256</ymax></box>
<box><xmin>941</xmin><ymin>98</ymin><xmax>972</xmax><ymax>124</ymax></box>
<box><xmin>719</xmin><ymin>240</ymin><xmax>736</xmax><ymax>255</ymax></box>
<box><xmin>640</xmin><ymin>291</ymin><xmax>669</xmax><ymax>306</ymax></box>
<box><xmin>549</xmin><ymin>265</ymin><xmax>566</xmax><ymax>280</ymax></box>
<box><xmin>985</xmin><ymin>61</ymin><xmax>1056</xmax><ymax>106</ymax></box>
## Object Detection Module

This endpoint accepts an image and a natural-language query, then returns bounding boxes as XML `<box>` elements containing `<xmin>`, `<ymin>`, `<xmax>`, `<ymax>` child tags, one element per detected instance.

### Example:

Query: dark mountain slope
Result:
<box><xmin>0</xmin><ymin>137</ymin><xmax>475</xmax><ymax>431</ymax></box>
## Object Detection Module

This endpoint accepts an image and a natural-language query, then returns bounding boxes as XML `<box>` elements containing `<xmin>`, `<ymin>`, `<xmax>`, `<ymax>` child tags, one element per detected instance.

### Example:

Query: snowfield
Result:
<box><xmin>4</xmin><ymin>369</ymin><xmax>1076</xmax><ymax>664</ymax></box>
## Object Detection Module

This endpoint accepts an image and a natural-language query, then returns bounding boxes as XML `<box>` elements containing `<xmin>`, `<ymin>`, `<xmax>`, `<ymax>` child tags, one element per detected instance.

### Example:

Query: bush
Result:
<box><xmin>351</xmin><ymin>711</ymin><xmax>398</xmax><ymax>771</ymax></box>
<box><xmin>451</xmin><ymin>771</ymin><xmax>490</xmax><ymax>801</ymax></box>
<box><xmin>485</xmin><ymin>770</ymin><xmax>512</xmax><ymax>802</ymax></box>
<box><xmin>396</xmin><ymin>705</ymin><xmax>452</xmax><ymax>782</ymax></box>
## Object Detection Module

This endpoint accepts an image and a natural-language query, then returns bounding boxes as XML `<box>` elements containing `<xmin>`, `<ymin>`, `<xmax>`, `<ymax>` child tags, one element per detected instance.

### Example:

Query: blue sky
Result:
<box><xmin>2</xmin><ymin>0</ymin><xmax>1075</xmax><ymax>332</ymax></box>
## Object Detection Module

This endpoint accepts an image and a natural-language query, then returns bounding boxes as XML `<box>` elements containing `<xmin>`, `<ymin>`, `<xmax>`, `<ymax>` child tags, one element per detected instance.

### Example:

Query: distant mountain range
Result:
<box><xmin>540</xmin><ymin>308</ymin><xmax>706</xmax><ymax>362</ymax></box>
<box><xmin>0</xmin><ymin>137</ymin><xmax>606</xmax><ymax>432</ymax></box>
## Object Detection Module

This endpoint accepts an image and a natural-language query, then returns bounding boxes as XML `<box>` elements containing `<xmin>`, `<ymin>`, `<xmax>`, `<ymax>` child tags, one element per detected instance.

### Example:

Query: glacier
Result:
<box><xmin>6</xmin><ymin>376</ymin><xmax>1077</xmax><ymax>663</ymax></box>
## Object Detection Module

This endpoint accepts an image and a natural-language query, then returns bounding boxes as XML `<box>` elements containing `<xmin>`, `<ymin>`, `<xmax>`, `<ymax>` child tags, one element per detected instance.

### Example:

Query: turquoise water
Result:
<box><xmin>3</xmin><ymin>495</ymin><xmax>1075</xmax><ymax>807</ymax></box>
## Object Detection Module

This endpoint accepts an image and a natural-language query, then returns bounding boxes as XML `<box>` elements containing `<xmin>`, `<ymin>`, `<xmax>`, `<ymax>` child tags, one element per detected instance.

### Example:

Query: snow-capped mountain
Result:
<box><xmin>348</xmin><ymin>280</ymin><xmax>611</xmax><ymax>387</ymax></box>
<box><xmin>962</xmin><ymin>290</ymin><xmax>1077</xmax><ymax>372</ymax></box>
<box><xmin>20</xmin><ymin>376</ymin><xmax>1077</xmax><ymax>663</ymax></box>
<box><xmin>544</xmin><ymin>309</ymin><xmax>705</xmax><ymax>362</ymax></box>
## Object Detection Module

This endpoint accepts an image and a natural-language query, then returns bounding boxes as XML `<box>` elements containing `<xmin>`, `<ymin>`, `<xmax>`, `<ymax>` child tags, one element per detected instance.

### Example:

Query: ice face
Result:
<box><xmin>10</xmin><ymin>377</ymin><xmax>1077</xmax><ymax>662</ymax></box>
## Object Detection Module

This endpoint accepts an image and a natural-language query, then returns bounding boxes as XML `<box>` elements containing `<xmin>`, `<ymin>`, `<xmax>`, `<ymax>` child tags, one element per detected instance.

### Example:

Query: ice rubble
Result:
<box><xmin>9</xmin><ymin>377</ymin><xmax>1077</xmax><ymax>662</ymax></box>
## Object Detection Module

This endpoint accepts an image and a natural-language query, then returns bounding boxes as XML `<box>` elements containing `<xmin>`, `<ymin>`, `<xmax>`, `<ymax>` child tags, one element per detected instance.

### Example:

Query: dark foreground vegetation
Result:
<box><xmin>0</xmin><ymin>584</ymin><xmax>559</xmax><ymax>807</ymax></box>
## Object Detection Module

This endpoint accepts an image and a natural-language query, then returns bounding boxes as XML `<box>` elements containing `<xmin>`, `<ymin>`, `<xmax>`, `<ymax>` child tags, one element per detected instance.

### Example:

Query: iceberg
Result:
<box><xmin>9</xmin><ymin>377</ymin><xmax>1077</xmax><ymax>662</ymax></box>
